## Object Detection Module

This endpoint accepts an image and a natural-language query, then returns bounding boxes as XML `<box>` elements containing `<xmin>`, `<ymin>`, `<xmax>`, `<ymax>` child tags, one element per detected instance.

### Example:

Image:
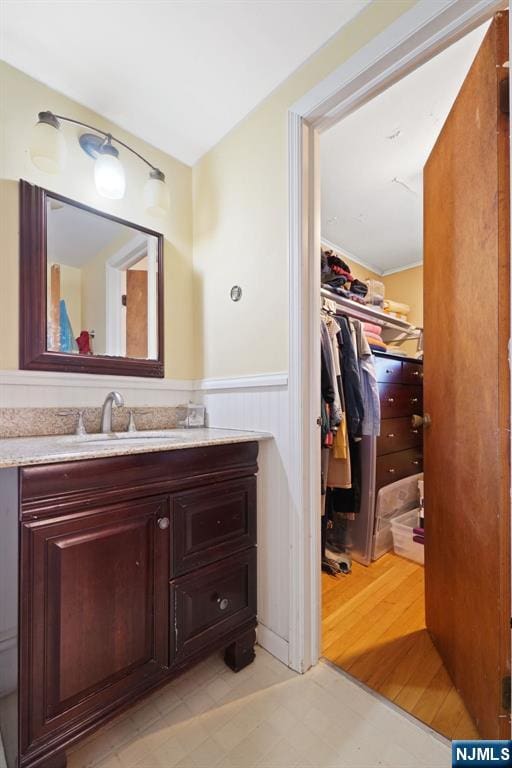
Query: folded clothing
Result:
<box><xmin>384</xmin><ymin>299</ymin><xmax>410</xmax><ymax>316</ymax></box>
<box><xmin>363</xmin><ymin>322</ymin><xmax>382</xmax><ymax>337</ymax></box>
<box><xmin>367</xmin><ymin>338</ymin><xmax>387</xmax><ymax>352</ymax></box>
<box><xmin>413</xmin><ymin>535</ymin><xmax>425</xmax><ymax>545</ymax></box>
<box><xmin>366</xmin><ymin>332</ymin><xmax>385</xmax><ymax>345</ymax></box>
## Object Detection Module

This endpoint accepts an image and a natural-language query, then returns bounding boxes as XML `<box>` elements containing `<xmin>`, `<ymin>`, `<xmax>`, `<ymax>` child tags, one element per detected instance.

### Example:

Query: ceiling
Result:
<box><xmin>1</xmin><ymin>0</ymin><xmax>370</xmax><ymax>166</ymax></box>
<box><xmin>320</xmin><ymin>22</ymin><xmax>489</xmax><ymax>276</ymax></box>
<box><xmin>47</xmin><ymin>201</ymin><xmax>137</xmax><ymax>268</ymax></box>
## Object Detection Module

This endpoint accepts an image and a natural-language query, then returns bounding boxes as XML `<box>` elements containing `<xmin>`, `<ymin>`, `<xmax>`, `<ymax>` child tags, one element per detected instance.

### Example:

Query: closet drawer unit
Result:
<box><xmin>402</xmin><ymin>361</ymin><xmax>424</xmax><ymax>384</ymax></box>
<box><xmin>379</xmin><ymin>383</ymin><xmax>423</xmax><ymax>419</ymax></box>
<box><xmin>171</xmin><ymin>478</ymin><xmax>256</xmax><ymax>576</ymax></box>
<box><xmin>170</xmin><ymin>548</ymin><xmax>257</xmax><ymax>663</ymax></box>
<box><xmin>377</xmin><ymin>417</ymin><xmax>422</xmax><ymax>456</ymax></box>
<box><xmin>374</xmin><ymin>357</ymin><xmax>402</xmax><ymax>383</ymax></box>
<box><xmin>376</xmin><ymin>449</ymin><xmax>423</xmax><ymax>490</ymax></box>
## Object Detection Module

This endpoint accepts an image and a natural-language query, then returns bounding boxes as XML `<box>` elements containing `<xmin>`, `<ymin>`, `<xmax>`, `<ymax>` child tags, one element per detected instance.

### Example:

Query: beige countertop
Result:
<box><xmin>0</xmin><ymin>428</ymin><xmax>272</xmax><ymax>468</ymax></box>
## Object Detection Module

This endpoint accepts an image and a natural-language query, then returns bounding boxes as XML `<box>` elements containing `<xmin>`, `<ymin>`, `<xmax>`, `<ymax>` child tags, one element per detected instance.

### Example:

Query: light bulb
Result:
<box><xmin>94</xmin><ymin>149</ymin><xmax>126</xmax><ymax>200</ymax></box>
<box><xmin>29</xmin><ymin>112</ymin><xmax>66</xmax><ymax>174</ymax></box>
<box><xmin>144</xmin><ymin>170</ymin><xmax>170</xmax><ymax>217</ymax></box>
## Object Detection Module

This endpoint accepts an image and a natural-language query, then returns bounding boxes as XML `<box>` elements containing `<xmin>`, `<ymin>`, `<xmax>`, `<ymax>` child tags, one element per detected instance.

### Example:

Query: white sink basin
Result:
<box><xmin>61</xmin><ymin>430</ymin><xmax>191</xmax><ymax>447</ymax></box>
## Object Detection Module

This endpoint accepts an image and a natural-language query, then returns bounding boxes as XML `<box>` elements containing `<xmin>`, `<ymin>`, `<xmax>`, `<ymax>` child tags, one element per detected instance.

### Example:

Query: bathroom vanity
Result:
<box><xmin>0</xmin><ymin>430</ymin><xmax>266</xmax><ymax>768</ymax></box>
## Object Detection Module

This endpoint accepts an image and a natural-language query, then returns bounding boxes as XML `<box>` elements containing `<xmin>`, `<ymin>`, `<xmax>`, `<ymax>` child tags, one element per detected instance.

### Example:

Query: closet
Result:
<box><xmin>320</xmin><ymin>257</ymin><xmax>423</xmax><ymax>573</ymax></box>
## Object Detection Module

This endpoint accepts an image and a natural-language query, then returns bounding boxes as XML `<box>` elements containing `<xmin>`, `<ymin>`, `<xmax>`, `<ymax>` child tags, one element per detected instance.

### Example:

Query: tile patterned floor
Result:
<box><xmin>66</xmin><ymin>648</ymin><xmax>451</xmax><ymax>768</ymax></box>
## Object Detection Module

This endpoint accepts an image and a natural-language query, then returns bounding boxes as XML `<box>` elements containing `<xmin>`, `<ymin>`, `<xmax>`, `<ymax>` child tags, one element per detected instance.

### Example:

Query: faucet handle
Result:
<box><xmin>75</xmin><ymin>410</ymin><xmax>87</xmax><ymax>436</ymax></box>
<box><xmin>128</xmin><ymin>410</ymin><xmax>137</xmax><ymax>433</ymax></box>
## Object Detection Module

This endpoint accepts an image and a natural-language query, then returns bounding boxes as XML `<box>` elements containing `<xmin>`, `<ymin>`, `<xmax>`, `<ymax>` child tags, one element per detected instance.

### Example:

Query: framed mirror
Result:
<box><xmin>20</xmin><ymin>180</ymin><xmax>164</xmax><ymax>377</ymax></box>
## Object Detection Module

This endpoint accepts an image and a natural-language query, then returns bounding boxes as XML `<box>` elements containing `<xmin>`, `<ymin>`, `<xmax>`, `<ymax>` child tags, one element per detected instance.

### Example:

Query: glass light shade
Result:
<box><xmin>144</xmin><ymin>175</ymin><xmax>170</xmax><ymax>217</ymax></box>
<box><xmin>94</xmin><ymin>152</ymin><xmax>126</xmax><ymax>199</ymax></box>
<box><xmin>29</xmin><ymin>121</ymin><xmax>66</xmax><ymax>174</ymax></box>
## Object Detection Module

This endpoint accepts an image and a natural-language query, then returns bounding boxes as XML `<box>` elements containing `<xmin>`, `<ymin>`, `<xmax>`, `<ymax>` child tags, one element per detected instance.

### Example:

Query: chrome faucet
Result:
<box><xmin>100</xmin><ymin>391</ymin><xmax>125</xmax><ymax>433</ymax></box>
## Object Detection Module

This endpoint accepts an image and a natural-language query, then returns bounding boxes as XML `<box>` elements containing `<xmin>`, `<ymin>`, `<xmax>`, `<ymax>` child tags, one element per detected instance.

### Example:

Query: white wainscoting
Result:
<box><xmin>199</xmin><ymin>379</ymin><xmax>291</xmax><ymax>665</ymax></box>
<box><xmin>0</xmin><ymin>370</ymin><xmax>193</xmax><ymax>407</ymax></box>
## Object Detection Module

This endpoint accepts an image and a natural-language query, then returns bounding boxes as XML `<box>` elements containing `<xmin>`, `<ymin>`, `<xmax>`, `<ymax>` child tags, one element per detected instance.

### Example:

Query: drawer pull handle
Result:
<box><xmin>387</xmin><ymin>433</ymin><xmax>395</xmax><ymax>439</ymax></box>
<box><xmin>388</xmin><ymin>468</ymin><xmax>396</xmax><ymax>474</ymax></box>
<box><xmin>411</xmin><ymin>460</ymin><xmax>420</xmax><ymax>466</ymax></box>
<box><xmin>411</xmin><ymin>370</ymin><xmax>421</xmax><ymax>377</ymax></box>
<box><xmin>385</xmin><ymin>369</ymin><xmax>393</xmax><ymax>374</ymax></box>
<box><xmin>410</xmin><ymin>397</ymin><xmax>419</xmax><ymax>404</ymax></box>
<box><xmin>411</xmin><ymin>429</ymin><xmax>419</xmax><ymax>435</ymax></box>
<box><xmin>217</xmin><ymin>597</ymin><xmax>230</xmax><ymax>611</ymax></box>
<box><xmin>387</xmin><ymin>397</ymin><xmax>395</xmax><ymax>404</ymax></box>
<box><xmin>157</xmin><ymin>517</ymin><xmax>170</xmax><ymax>530</ymax></box>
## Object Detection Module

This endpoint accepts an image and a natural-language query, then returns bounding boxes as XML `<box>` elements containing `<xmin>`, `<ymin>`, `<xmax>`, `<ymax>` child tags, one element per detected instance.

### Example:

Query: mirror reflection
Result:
<box><xmin>46</xmin><ymin>198</ymin><xmax>159</xmax><ymax>360</ymax></box>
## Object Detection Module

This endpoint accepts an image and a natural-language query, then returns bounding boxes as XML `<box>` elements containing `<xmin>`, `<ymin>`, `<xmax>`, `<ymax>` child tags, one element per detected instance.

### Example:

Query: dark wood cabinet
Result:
<box><xmin>12</xmin><ymin>441</ymin><xmax>259</xmax><ymax>768</ymax></box>
<box><xmin>374</xmin><ymin>353</ymin><xmax>423</xmax><ymax>492</ymax></box>
<box><xmin>21</xmin><ymin>497</ymin><xmax>170</xmax><ymax>756</ymax></box>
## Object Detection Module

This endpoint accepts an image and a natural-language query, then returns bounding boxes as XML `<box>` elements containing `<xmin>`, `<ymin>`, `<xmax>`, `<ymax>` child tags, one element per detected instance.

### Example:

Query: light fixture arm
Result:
<box><xmin>38</xmin><ymin>111</ymin><xmax>164</xmax><ymax>178</ymax></box>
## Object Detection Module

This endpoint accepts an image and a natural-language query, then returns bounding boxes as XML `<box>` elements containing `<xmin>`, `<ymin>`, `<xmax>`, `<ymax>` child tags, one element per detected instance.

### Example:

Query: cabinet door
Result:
<box><xmin>20</xmin><ymin>496</ymin><xmax>170</xmax><ymax>754</ymax></box>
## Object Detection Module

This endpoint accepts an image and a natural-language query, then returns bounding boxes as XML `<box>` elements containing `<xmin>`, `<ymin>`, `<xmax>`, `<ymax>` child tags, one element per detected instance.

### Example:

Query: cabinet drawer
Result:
<box><xmin>171</xmin><ymin>548</ymin><xmax>256</xmax><ymax>662</ymax></box>
<box><xmin>171</xmin><ymin>478</ymin><xmax>256</xmax><ymax>576</ymax></box>
<box><xmin>377</xmin><ymin>417</ymin><xmax>422</xmax><ymax>455</ymax></box>
<box><xmin>374</xmin><ymin>357</ymin><xmax>402</xmax><ymax>383</ymax></box>
<box><xmin>402</xmin><ymin>361</ymin><xmax>423</xmax><ymax>384</ymax></box>
<box><xmin>379</xmin><ymin>383</ymin><xmax>423</xmax><ymax>419</ymax></box>
<box><xmin>376</xmin><ymin>449</ymin><xmax>423</xmax><ymax>490</ymax></box>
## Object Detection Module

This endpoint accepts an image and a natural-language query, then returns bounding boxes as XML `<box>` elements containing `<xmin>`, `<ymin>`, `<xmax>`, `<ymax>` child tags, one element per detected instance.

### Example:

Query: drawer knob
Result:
<box><xmin>388</xmin><ymin>468</ymin><xmax>396</xmax><ymax>474</ymax></box>
<box><xmin>387</xmin><ymin>433</ymin><xmax>395</xmax><ymax>439</ymax></box>
<box><xmin>157</xmin><ymin>517</ymin><xmax>170</xmax><ymax>530</ymax></box>
<box><xmin>412</xmin><ymin>370</ymin><xmax>421</xmax><ymax>377</ymax></box>
<box><xmin>410</xmin><ymin>397</ymin><xmax>419</xmax><ymax>404</ymax></box>
<box><xmin>385</xmin><ymin>369</ymin><xmax>392</xmax><ymax>374</ymax></box>
<box><xmin>411</xmin><ymin>460</ymin><xmax>420</xmax><ymax>466</ymax></box>
<box><xmin>387</xmin><ymin>397</ymin><xmax>395</xmax><ymax>404</ymax></box>
<box><xmin>411</xmin><ymin>428</ymin><xmax>419</xmax><ymax>434</ymax></box>
<box><xmin>217</xmin><ymin>597</ymin><xmax>230</xmax><ymax>611</ymax></box>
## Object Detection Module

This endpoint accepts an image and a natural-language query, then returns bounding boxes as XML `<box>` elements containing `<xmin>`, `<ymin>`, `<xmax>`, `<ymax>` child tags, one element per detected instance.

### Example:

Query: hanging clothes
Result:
<box><xmin>353</xmin><ymin>321</ymin><xmax>381</xmax><ymax>437</ymax></box>
<box><xmin>337</xmin><ymin>315</ymin><xmax>365</xmax><ymax>439</ymax></box>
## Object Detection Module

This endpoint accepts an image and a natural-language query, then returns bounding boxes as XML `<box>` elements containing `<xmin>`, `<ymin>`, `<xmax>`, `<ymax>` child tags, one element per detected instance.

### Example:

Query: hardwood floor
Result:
<box><xmin>321</xmin><ymin>552</ymin><xmax>479</xmax><ymax>740</ymax></box>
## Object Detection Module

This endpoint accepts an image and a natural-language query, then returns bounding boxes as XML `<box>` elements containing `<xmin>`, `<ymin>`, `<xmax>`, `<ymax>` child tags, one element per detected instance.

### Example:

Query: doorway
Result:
<box><xmin>287</xmin><ymin>0</ymin><xmax>510</xmax><ymax>743</ymax></box>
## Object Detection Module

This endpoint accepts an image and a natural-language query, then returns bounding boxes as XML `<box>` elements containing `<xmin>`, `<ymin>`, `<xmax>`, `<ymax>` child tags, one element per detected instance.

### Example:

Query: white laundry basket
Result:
<box><xmin>390</xmin><ymin>508</ymin><xmax>424</xmax><ymax>565</ymax></box>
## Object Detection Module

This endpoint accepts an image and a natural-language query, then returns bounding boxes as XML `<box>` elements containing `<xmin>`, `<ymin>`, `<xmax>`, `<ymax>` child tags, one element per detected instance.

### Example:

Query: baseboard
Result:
<box><xmin>256</xmin><ymin>624</ymin><xmax>289</xmax><ymax>666</ymax></box>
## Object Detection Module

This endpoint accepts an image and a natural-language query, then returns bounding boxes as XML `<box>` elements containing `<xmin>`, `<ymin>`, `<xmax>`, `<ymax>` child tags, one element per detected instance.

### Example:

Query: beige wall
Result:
<box><xmin>383</xmin><ymin>265</ymin><xmax>423</xmax><ymax>328</ymax></box>
<box><xmin>0</xmin><ymin>61</ymin><xmax>194</xmax><ymax>379</ymax></box>
<box><xmin>193</xmin><ymin>1</ymin><xmax>415</xmax><ymax>378</ymax></box>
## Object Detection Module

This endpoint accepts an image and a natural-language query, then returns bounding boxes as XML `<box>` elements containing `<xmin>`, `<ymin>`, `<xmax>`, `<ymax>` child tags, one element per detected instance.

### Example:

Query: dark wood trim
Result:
<box><xmin>19</xmin><ymin>180</ymin><xmax>165</xmax><ymax>378</ymax></box>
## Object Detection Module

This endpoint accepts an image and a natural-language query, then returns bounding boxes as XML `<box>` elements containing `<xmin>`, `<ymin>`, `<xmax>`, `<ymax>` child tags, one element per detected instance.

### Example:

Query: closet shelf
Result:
<box><xmin>320</xmin><ymin>287</ymin><xmax>421</xmax><ymax>343</ymax></box>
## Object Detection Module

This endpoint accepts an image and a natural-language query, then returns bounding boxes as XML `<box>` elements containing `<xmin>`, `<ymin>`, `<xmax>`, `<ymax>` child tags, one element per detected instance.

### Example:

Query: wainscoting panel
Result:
<box><xmin>200</xmin><ymin>384</ymin><xmax>291</xmax><ymax>651</ymax></box>
<box><xmin>0</xmin><ymin>370</ymin><xmax>192</xmax><ymax>408</ymax></box>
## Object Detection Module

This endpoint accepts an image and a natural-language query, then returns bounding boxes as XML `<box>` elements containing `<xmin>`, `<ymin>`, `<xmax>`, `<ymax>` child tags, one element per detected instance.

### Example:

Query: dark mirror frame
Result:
<box><xmin>19</xmin><ymin>180</ymin><xmax>165</xmax><ymax>378</ymax></box>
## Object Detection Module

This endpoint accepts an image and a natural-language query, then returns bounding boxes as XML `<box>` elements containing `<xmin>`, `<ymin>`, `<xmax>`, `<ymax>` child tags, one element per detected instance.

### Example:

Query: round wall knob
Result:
<box><xmin>217</xmin><ymin>597</ymin><xmax>230</xmax><ymax>611</ymax></box>
<box><xmin>158</xmin><ymin>517</ymin><xmax>170</xmax><ymax>530</ymax></box>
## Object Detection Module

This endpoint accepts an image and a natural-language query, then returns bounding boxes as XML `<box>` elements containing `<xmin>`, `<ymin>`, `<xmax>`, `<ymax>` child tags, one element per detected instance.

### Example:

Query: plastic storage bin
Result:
<box><xmin>391</xmin><ymin>508</ymin><xmax>424</xmax><ymax>565</ymax></box>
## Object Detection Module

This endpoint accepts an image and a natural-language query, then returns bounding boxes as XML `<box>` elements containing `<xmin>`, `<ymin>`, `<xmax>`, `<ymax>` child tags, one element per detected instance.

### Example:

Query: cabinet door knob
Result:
<box><xmin>217</xmin><ymin>597</ymin><xmax>230</xmax><ymax>611</ymax></box>
<box><xmin>157</xmin><ymin>517</ymin><xmax>170</xmax><ymax>530</ymax></box>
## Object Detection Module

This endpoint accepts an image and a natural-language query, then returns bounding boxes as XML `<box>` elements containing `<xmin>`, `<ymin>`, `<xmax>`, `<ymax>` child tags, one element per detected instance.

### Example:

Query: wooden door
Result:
<box><xmin>423</xmin><ymin>11</ymin><xmax>510</xmax><ymax>739</ymax></box>
<box><xmin>126</xmin><ymin>269</ymin><xmax>148</xmax><ymax>358</ymax></box>
<box><xmin>20</xmin><ymin>496</ymin><xmax>170</xmax><ymax>755</ymax></box>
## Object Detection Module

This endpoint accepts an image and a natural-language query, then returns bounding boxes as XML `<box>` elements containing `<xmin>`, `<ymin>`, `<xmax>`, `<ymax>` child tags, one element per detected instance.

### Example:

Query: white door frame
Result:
<box><xmin>287</xmin><ymin>0</ymin><xmax>508</xmax><ymax>673</ymax></box>
<box><xmin>106</xmin><ymin>234</ymin><xmax>157</xmax><ymax>358</ymax></box>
